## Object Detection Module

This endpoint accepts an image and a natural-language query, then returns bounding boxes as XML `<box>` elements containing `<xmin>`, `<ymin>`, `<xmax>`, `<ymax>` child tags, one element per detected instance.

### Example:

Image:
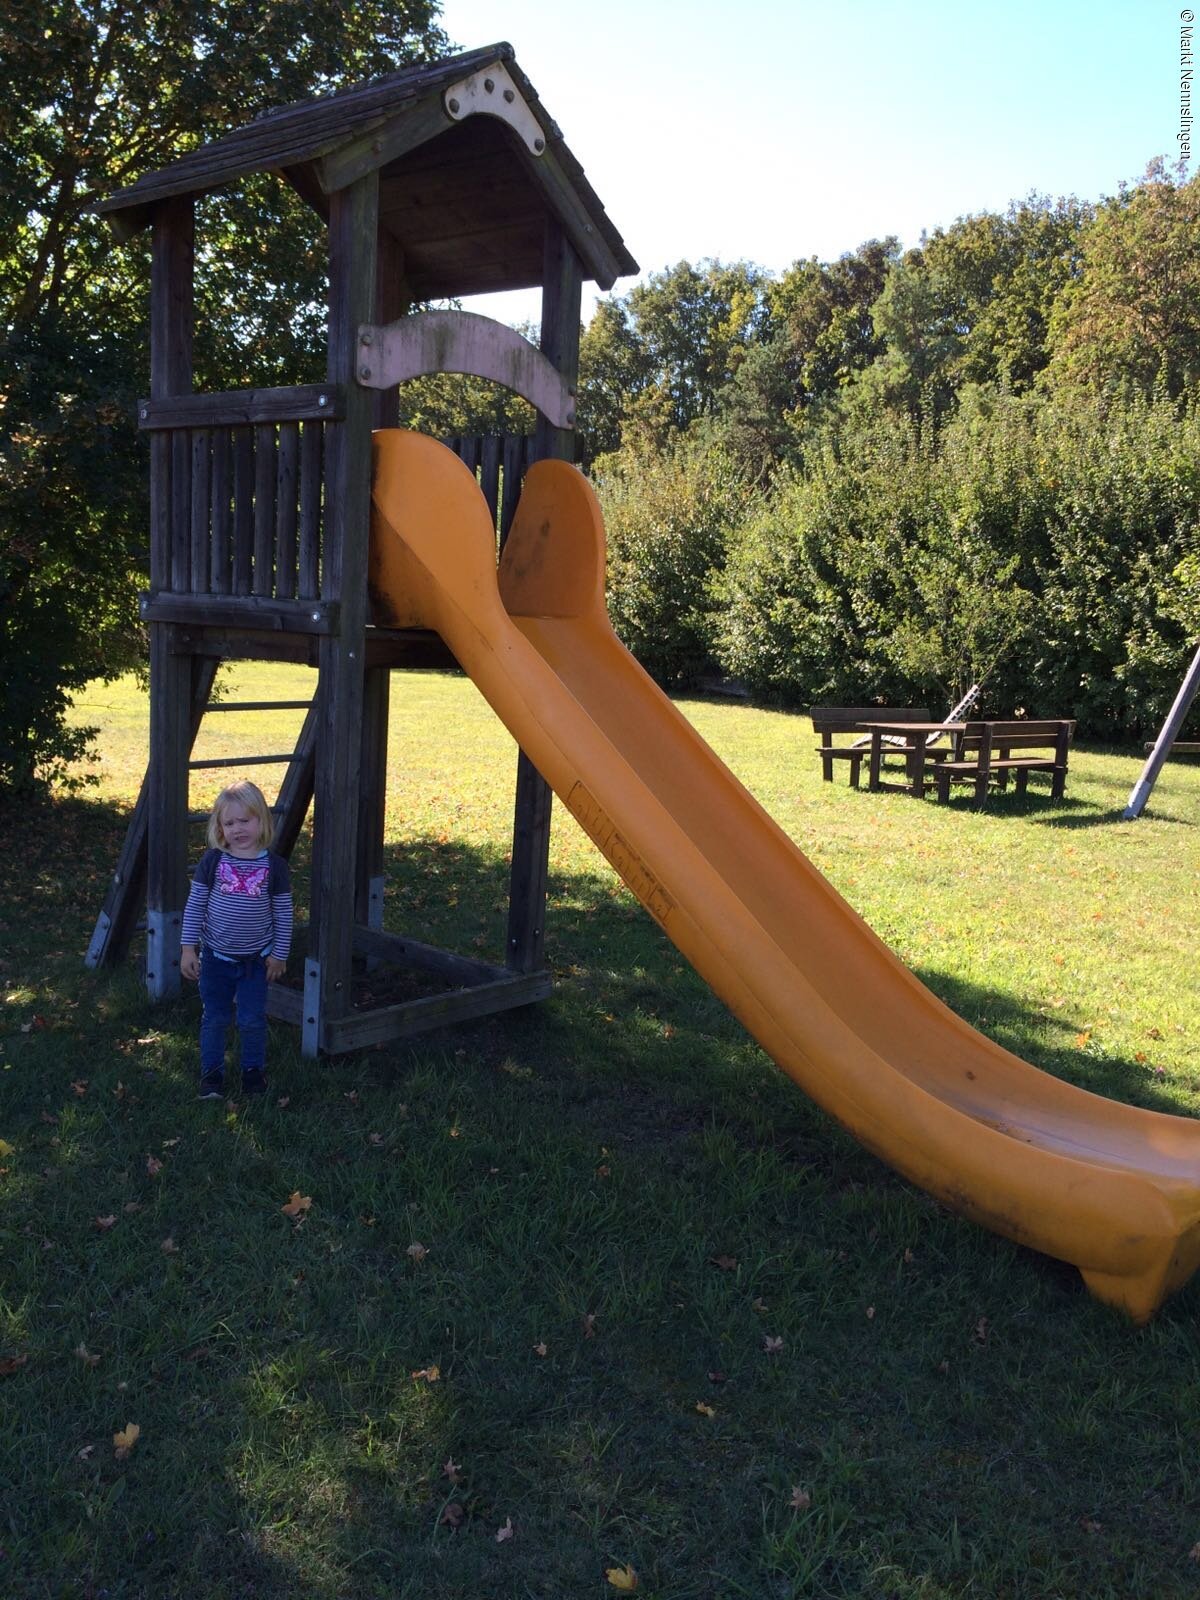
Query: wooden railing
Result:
<box><xmin>142</xmin><ymin>384</ymin><xmax>341</xmax><ymax>609</ymax></box>
<box><xmin>140</xmin><ymin>384</ymin><xmax>534</xmax><ymax>625</ymax></box>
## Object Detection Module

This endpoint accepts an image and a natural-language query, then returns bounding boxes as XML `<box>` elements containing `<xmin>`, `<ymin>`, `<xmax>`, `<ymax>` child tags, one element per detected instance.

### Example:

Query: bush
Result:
<box><xmin>594</xmin><ymin>437</ymin><xmax>748</xmax><ymax>687</ymax></box>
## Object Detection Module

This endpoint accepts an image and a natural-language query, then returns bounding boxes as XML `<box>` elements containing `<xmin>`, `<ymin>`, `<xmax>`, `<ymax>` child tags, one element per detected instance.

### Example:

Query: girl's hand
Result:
<box><xmin>181</xmin><ymin>946</ymin><xmax>200</xmax><ymax>982</ymax></box>
<box><xmin>266</xmin><ymin>957</ymin><xmax>286</xmax><ymax>982</ymax></box>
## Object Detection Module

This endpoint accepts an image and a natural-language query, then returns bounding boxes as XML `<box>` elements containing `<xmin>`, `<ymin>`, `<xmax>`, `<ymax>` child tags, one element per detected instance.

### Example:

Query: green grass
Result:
<box><xmin>2</xmin><ymin>664</ymin><xmax>1200</xmax><ymax>1599</ymax></box>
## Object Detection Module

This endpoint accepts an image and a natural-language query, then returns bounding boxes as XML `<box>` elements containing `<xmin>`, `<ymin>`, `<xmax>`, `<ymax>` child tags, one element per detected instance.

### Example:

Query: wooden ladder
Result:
<box><xmin>85</xmin><ymin>674</ymin><xmax>318</xmax><ymax>971</ymax></box>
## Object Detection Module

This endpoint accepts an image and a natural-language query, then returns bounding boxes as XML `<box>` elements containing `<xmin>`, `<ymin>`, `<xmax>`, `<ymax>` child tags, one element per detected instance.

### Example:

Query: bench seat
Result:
<box><xmin>810</xmin><ymin>706</ymin><xmax>930</xmax><ymax>788</ymax></box>
<box><xmin>934</xmin><ymin>720</ymin><xmax>1075</xmax><ymax>805</ymax></box>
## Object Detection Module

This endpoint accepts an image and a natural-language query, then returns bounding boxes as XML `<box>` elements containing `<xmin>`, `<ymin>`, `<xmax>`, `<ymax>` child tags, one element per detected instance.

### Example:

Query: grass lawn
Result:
<box><xmin>2</xmin><ymin>663</ymin><xmax>1200</xmax><ymax>1599</ymax></box>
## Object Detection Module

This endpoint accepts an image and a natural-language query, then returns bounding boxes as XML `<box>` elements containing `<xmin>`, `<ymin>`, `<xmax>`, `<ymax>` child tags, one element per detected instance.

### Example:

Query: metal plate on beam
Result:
<box><xmin>443</xmin><ymin>63</ymin><xmax>546</xmax><ymax>155</ymax></box>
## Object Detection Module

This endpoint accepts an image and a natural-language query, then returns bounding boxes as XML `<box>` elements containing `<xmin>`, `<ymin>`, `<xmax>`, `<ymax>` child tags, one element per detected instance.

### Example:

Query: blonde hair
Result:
<box><xmin>207</xmin><ymin>780</ymin><xmax>275</xmax><ymax>851</ymax></box>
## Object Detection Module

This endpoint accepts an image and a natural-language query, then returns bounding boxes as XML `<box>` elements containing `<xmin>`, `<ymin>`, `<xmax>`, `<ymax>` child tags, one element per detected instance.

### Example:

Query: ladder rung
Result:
<box><xmin>188</xmin><ymin>805</ymin><xmax>287</xmax><ymax>822</ymax></box>
<box><xmin>203</xmin><ymin>700</ymin><xmax>313</xmax><ymax>713</ymax></box>
<box><xmin>189</xmin><ymin>753</ymin><xmax>296</xmax><ymax>769</ymax></box>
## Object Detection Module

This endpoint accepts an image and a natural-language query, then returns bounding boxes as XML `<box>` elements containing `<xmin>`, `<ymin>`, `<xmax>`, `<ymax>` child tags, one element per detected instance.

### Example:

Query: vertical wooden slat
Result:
<box><xmin>188</xmin><ymin>429</ymin><xmax>210</xmax><ymax>593</ymax></box>
<box><xmin>275</xmin><ymin>421</ymin><xmax>299</xmax><ymax>600</ymax></box>
<box><xmin>232</xmin><ymin>427</ymin><xmax>254</xmax><ymax>595</ymax></box>
<box><xmin>308</xmin><ymin>170</ymin><xmax>379</xmax><ymax>1054</ymax></box>
<box><xmin>457</xmin><ymin>434</ymin><xmax>481</xmax><ymax>476</ymax></box>
<box><xmin>499</xmin><ymin>433</ymin><xmax>525</xmax><ymax>546</ymax></box>
<box><xmin>372</xmin><ymin>228</ymin><xmax>407</xmax><ymax>431</ymax></box>
<box><xmin>298</xmin><ymin>420</ymin><xmax>323</xmax><ymax>600</ymax></box>
<box><xmin>479</xmin><ymin>434</ymin><xmax>501</xmax><ymax>531</ymax></box>
<box><xmin>252</xmin><ymin>422</ymin><xmax>276</xmax><ymax>596</ymax></box>
<box><xmin>507</xmin><ymin>218</ymin><xmax>583</xmax><ymax>974</ymax></box>
<box><xmin>209</xmin><ymin>427</ymin><xmax>232</xmax><ymax>594</ymax></box>
<box><xmin>169</xmin><ymin>431</ymin><xmax>192</xmax><ymax>592</ymax></box>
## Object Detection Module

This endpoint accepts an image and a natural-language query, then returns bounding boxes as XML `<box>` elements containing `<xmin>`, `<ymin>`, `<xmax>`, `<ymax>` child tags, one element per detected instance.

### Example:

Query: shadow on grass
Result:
<box><xmin>7</xmin><ymin>790</ymin><xmax>1200</xmax><ymax>1598</ymax></box>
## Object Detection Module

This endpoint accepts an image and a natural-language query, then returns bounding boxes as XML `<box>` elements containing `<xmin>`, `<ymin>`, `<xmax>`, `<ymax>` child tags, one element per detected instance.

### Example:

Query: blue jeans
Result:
<box><xmin>198</xmin><ymin>947</ymin><xmax>267</xmax><ymax>1077</ymax></box>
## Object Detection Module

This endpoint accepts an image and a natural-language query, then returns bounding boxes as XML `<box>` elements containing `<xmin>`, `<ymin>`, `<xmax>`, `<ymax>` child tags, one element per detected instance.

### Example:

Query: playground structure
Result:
<box><xmin>87</xmin><ymin>44</ymin><xmax>637</xmax><ymax>1054</ymax></box>
<box><xmin>1125</xmin><ymin>640</ymin><xmax>1200</xmax><ymax>818</ymax></box>
<box><xmin>89</xmin><ymin>47</ymin><xmax>1200</xmax><ymax>1320</ymax></box>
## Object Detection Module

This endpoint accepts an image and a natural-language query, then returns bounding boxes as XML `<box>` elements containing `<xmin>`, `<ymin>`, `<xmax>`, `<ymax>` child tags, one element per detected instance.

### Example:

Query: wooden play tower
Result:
<box><xmin>85</xmin><ymin>44</ymin><xmax>637</xmax><ymax>1055</ymax></box>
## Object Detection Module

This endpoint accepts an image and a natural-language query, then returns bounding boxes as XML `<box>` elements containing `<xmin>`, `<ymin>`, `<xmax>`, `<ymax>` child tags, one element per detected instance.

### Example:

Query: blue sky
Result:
<box><xmin>436</xmin><ymin>0</ymin><xmax>1188</xmax><ymax>322</ymax></box>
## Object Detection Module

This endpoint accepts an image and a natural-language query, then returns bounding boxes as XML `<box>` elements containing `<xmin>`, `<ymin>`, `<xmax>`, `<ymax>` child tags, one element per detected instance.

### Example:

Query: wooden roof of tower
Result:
<box><xmin>99</xmin><ymin>43</ymin><xmax>638</xmax><ymax>299</ymax></box>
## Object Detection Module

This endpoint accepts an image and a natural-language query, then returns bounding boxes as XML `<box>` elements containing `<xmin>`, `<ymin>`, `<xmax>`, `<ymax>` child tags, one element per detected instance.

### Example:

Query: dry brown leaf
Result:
<box><xmin>411</xmin><ymin>1364</ymin><xmax>441</xmax><ymax>1382</ymax></box>
<box><xmin>975</xmin><ymin>1317</ymin><xmax>990</xmax><ymax>1344</ymax></box>
<box><xmin>866</xmin><ymin>1306</ymin><xmax>876</xmax><ymax>1321</ymax></box>
<box><xmin>0</xmin><ymin>1354</ymin><xmax>29</xmax><ymax>1376</ymax></box>
<box><xmin>1188</xmin><ymin>1542</ymin><xmax>1200</xmax><ymax>1562</ymax></box>
<box><xmin>709</xmin><ymin>1254</ymin><xmax>738</xmax><ymax>1272</ymax></box>
<box><xmin>77</xmin><ymin>1444</ymin><xmax>94</xmax><ymax>1460</ymax></box>
<box><xmin>113</xmin><ymin>1422</ymin><xmax>140</xmax><ymax>1460</ymax></box>
<box><xmin>440</xmin><ymin>1501</ymin><xmax>464</xmax><ymax>1529</ymax></box>
<box><xmin>71</xmin><ymin>1080</ymin><xmax>88</xmax><ymax>1096</ymax></box>
<box><xmin>280</xmin><ymin>1192</ymin><xmax>312</xmax><ymax>1218</ymax></box>
<box><xmin>605</xmin><ymin>1564</ymin><xmax>639</xmax><ymax>1591</ymax></box>
<box><xmin>533</xmin><ymin>1341</ymin><xmax>548</xmax><ymax>1357</ymax></box>
<box><xmin>581</xmin><ymin>1313</ymin><xmax>597</xmax><ymax>1338</ymax></box>
<box><xmin>443</xmin><ymin>1457</ymin><xmax>462</xmax><ymax>1483</ymax></box>
<box><xmin>695</xmin><ymin>1400</ymin><xmax>715</xmax><ymax>1417</ymax></box>
<box><xmin>161</xmin><ymin>1237</ymin><xmax>179</xmax><ymax>1255</ymax></box>
<box><xmin>406</xmin><ymin>1242</ymin><xmax>428</xmax><ymax>1263</ymax></box>
<box><xmin>75</xmin><ymin>1344</ymin><xmax>101</xmax><ymax>1367</ymax></box>
<box><xmin>763</xmin><ymin>1335</ymin><xmax>784</xmax><ymax>1354</ymax></box>
<box><xmin>145</xmin><ymin>1154</ymin><xmax>163</xmax><ymax>1177</ymax></box>
<box><xmin>93</xmin><ymin>1215</ymin><xmax>117</xmax><ymax>1232</ymax></box>
<box><xmin>495</xmin><ymin>1517</ymin><xmax>514</xmax><ymax>1543</ymax></box>
<box><xmin>789</xmin><ymin>1486</ymin><xmax>812</xmax><ymax>1511</ymax></box>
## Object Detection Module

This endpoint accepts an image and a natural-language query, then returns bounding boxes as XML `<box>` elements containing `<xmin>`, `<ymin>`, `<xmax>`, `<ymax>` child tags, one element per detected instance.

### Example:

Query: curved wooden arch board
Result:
<box><xmin>356</xmin><ymin>310</ymin><xmax>575</xmax><ymax>427</ymax></box>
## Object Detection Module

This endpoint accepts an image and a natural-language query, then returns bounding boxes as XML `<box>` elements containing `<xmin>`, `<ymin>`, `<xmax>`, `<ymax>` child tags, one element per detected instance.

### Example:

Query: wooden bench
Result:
<box><xmin>933</xmin><ymin>720</ymin><xmax>1075</xmax><ymax>805</ymax></box>
<box><xmin>810</xmin><ymin>706</ymin><xmax>930</xmax><ymax>788</ymax></box>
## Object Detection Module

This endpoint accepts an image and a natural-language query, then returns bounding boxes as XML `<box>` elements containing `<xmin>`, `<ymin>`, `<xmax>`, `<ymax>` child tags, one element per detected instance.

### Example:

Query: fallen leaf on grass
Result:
<box><xmin>496</xmin><ymin>1517</ymin><xmax>514</xmax><ymax>1542</ymax></box>
<box><xmin>975</xmin><ymin>1317</ymin><xmax>990</xmax><ymax>1344</ymax></box>
<box><xmin>411</xmin><ymin>1365</ymin><xmax>441</xmax><ymax>1382</ymax></box>
<box><xmin>113</xmin><ymin>1422</ymin><xmax>140</xmax><ymax>1459</ymax></box>
<box><xmin>368</xmin><ymin>1133</ymin><xmax>385</xmax><ymax>1147</ymax></box>
<box><xmin>75</xmin><ymin>1344</ymin><xmax>101</xmax><ymax>1367</ymax></box>
<box><xmin>145</xmin><ymin>1155</ymin><xmax>163</xmax><ymax>1177</ymax></box>
<box><xmin>1080</xmin><ymin>1517</ymin><xmax>1102</xmax><ymax>1534</ymax></box>
<box><xmin>709</xmin><ymin>1254</ymin><xmax>738</xmax><ymax>1272</ymax></box>
<box><xmin>280</xmin><ymin>1192</ymin><xmax>312</xmax><ymax>1218</ymax></box>
<box><xmin>605</xmin><ymin>1564</ymin><xmax>639</xmax><ymax>1591</ymax></box>
<box><xmin>160</xmin><ymin>1237</ymin><xmax>179</xmax><ymax>1254</ymax></box>
<box><xmin>0</xmin><ymin>1355</ymin><xmax>29</xmax><ymax>1376</ymax></box>
<box><xmin>866</xmin><ymin>1306</ymin><xmax>876</xmax><ymax>1321</ymax></box>
<box><xmin>123</xmin><ymin>1203</ymin><xmax>141</xmax><ymax>1215</ymax></box>
<box><xmin>533</xmin><ymin>1341</ymin><xmax>548</xmax><ymax>1357</ymax></box>
<box><xmin>443</xmin><ymin>1457</ymin><xmax>462</xmax><ymax>1483</ymax></box>
<box><xmin>1074</xmin><ymin>1031</ymin><xmax>1091</xmax><ymax>1049</ymax></box>
<box><xmin>276</xmin><ymin>1097</ymin><xmax>290</xmax><ymax>1109</ymax></box>
<box><xmin>1188</xmin><ymin>1542</ymin><xmax>1200</xmax><ymax>1562</ymax></box>
<box><xmin>789</xmin><ymin>1485</ymin><xmax>812</xmax><ymax>1510</ymax></box>
<box><xmin>39</xmin><ymin>1112</ymin><xmax>58</xmax><ymax>1126</ymax></box>
<box><xmin>77</xmin><ymin>1444</ymin><xmax>94</xmax><ymax>1460</ymax></box>
<box><xmin>71</xmin><ymin>1080</ymin><xmax>88</xmax><ymax>1097</ymax></box>
<box><xmin>695</xmin><ymin>1400</ymin><xmax>716</xmax><ymax>1417</ymax></box>
<box><xmin>406</xmin><ymin>1241</ymin><xmax>428</xmax><ymax>1263</ymax></box>
<box><xmin>440</xmin><ymin>1502</ymin><xmax>464</xmax><ymax>1528</ymax></box>
<box><xmin>93</xmin><ymin>1215</ymin><xmax>117</xmax><ymax>1232</ymax></box>
<box><xmin>763</xmin><ymin>1335</ymin><xmax>784</xmax><ymax>1354</ymax></box>
<box><xmin>751</xmin><ymin>1298</ymin><xmax>768</xmax><ymax>1314</ymax></box>
<box><xmin>0</xmin><ymin>1139</ymin><xmax>14</xmax><ymax>1158</ymax></box>
<box><xmin>581</xmin><ymin>1314</ymin><xmax>597</xmax><ymax>1338</ymax></box>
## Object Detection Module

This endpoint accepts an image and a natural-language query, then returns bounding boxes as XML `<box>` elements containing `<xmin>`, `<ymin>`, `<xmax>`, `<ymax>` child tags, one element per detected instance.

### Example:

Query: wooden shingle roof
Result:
<box><xmin>98</xmin><ymin>44</ymin><xmax>638</xmax><ymax>298</ymax></box>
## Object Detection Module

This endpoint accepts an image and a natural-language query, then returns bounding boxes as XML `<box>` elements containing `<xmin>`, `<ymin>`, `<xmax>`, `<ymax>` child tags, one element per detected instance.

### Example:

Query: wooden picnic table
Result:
<box><xmin>859</xmin><ymin>721</ymin><xmax>966</xmax><ymax>799</ymax></box>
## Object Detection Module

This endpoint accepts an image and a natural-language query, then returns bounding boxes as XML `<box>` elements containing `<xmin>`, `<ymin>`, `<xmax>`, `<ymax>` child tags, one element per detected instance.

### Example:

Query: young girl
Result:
<box><xmin>180</xmin><ymin>780</ymin><xmax>293</xmax><ymax>1099</ymax></box>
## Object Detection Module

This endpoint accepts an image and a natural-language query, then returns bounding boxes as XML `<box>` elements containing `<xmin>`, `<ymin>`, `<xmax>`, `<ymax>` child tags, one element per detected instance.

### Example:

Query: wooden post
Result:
<box><xmin>1125</xmin><ymin>641</ymin><xmax>1200</xmax><ymax>819</ymax></box>
<box><xmin>305</xmin><ymin>172</ymin><xmax>379</xmax><ymax>1054</ymax></box>
<box><xmin>506</xmin><ymin>219</ymin><xmax>582</xmax><ymax>973</ymax></box>
<box><xmin>146</xmin><ymin>196</ymin><xmax>195</xmax><ymax>1001</ymax></box>
<box><xmin>355</xmin><ymin>226</ymin><xmax>407</xmax><ymax>940</ymax></box>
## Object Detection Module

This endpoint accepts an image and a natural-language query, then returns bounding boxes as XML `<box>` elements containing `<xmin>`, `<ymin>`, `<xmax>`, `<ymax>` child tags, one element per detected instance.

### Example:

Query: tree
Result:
<box><xmin>0</xmin><ymin>1</ymin><xmax>448</xmax><ymax>795</ymax></box>
<box><xmin>1045</xmin><ymin>160</ymin><xmax>1200</xmax><ymax>397</ymax></box>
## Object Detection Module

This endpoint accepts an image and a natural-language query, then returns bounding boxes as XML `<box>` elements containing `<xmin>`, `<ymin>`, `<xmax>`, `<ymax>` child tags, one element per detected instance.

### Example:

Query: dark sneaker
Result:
<box><xmin>197</xmin><ymin>1073</ymin><xmax>224</xmax><ymax>1100</ymax></box>
<box><xmin>241</xmin><ymin>1070</ymin><xmax>268</xmax><ymax>1097</ymax></box>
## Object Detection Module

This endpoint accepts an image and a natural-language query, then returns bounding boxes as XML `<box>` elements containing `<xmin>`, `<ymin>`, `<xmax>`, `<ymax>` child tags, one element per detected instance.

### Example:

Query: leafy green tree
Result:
<box><xmin>1</xmin><ymin>1</ymin><xmax>447</xmax><ymax>795</ymax></box>
<box><xmin>1045</xmin><ymin>160</ymin><xmax>1200</xmax><ymax>397</ymax></box>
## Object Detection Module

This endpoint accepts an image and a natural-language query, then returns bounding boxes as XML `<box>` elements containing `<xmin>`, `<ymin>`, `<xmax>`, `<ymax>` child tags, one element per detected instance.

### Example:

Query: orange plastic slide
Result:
<box><xmin>369</xmin><ymin>429</ymin><xmax>1200</xmax><ymax>1322</ymax></box>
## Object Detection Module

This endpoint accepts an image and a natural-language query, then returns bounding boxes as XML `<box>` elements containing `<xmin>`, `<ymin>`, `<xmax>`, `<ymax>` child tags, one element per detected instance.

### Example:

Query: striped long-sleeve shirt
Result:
<box><xmin>180</xmin><ymin>849</ymin><xmax>293</xmax><ymax>961</ymax></box>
